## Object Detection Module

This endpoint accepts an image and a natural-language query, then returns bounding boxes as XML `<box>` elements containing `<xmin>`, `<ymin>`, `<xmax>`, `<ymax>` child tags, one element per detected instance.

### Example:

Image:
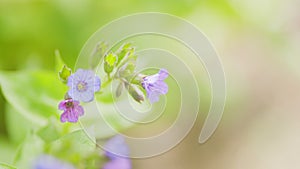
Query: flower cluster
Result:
<box><xmin>57</xmin><ymin>43</ymin><xmax>169</xmax><ymax>123</ymax></box>
<box><xmin>58</xmin><ymin>68</ymin><xmax>101</xmax><ymax>123</ymax></box>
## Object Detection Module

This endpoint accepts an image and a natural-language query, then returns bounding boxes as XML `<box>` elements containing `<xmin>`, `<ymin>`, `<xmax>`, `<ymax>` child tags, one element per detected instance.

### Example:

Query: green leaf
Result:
<box><xmin>37</xmin><ymin>119</ymin><xmax>62</xmax><ymax>143</ymax></box>
<box><xmin>0</xmin><ymin>137</ymin><xmax>17</xmax><ymax>164</ymax></box>
<box><xmin>47</xmin><ymin>129</ymin><xmax>96</xmax><ymax>165</ymax></box>
<box><xmin>104</xmin><ymin>53</ymin><xmax>117</xmax><ymax>74</ymax></box>
<box><xmin>0</xmin><ymin>163</ymin><xmax>17</xmax><ymax>169</ymax></box>
<box><xmin>6</xmin><ymin>104</ymin><xmax>33</xmax><ymax>144</ymax></box>
<box><xmin>58</xmin><ymin>65</ymin><xmax>72</xmax><ymax>83</ymax></box>
<box><xmin>14</xmin><ymin>131</ymin><xmax>44</xmax><ymax>169</ymax></box>
<box><xmin>0</xmin><ymin>70</ymin><xmax>67</xmax><ymax>126</ymax></box>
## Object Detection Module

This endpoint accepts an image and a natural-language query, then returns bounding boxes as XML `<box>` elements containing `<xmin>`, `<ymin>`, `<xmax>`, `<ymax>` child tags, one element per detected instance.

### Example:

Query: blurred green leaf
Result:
<box><xmin>0</xmin><ymin>163</ymin><xmax>17</xmax><ymax>169</ymax></box>
<box><xmin>0</xmin><ymin>70</ymin><xmax>67</xmax><ymax>126</ymax></box>
<box><xmin>48</xmin><ymin>129</ymin><xmax>97</xmax><ymax>166</ymax></box>
<box><xmin>6</xmin><ymin>104</ymin><xmax>32</xmax><ymax>144</ymax></box>
<box><xmin>89</xmin><ymin>41</ymin><xmax>108</xmax><ymax>69</ymax></box>
<box><xmin>37</xmin><ymin>120</ymin><xmax>61</xmax><ymax>143</ymax></box>
<box><xmin>14</xmin><ymin>131</ymin><xmax>44</xmax><ymax>169</ymax></box>
<box><xmin>0</xmin><ymin>137</ymin><xmax>16</xmax><ymax>164</ymax></box>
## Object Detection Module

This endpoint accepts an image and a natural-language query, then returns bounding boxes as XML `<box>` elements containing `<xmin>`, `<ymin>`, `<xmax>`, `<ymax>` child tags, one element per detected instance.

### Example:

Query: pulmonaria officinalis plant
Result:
<box><xmin>57</xmin><ymin>42</ymin><xmax>169</xmax><ymax>124</ymax></box>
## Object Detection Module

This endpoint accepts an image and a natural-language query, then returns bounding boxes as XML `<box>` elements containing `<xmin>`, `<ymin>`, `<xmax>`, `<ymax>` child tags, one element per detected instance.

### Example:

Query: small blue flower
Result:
<box><xmin>103</xmin><ymin>135</ymin><xmax>131</xmax><ymax>169</ymax></box>
<box><xmin>67</xmin><ymin>69</ymin><xmax>101</xmax><ymax>102</ymax></box>
<box><xmin>142</xmin><ymin>69</ymin><xmax>169</xmax><ymax>103</ymax></box>
<box><xmin>33</xmin><ymin>155</ymin><xmax>75</xmax><ymax>169</ymax></box>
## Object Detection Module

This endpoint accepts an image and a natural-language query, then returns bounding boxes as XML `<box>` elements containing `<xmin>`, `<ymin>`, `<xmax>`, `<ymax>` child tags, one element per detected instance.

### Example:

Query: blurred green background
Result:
<box><xmin>1</xmin><ymin>0</ymin><xmax>300</xmax><ymax>168</ymax></box>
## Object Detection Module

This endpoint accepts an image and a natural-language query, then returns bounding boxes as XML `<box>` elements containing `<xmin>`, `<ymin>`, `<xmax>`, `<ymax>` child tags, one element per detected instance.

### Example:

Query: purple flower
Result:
<box><xmin>33</xmin><ymin>155</ymin><xmax>75</xmax><ymax>169</ymax></box>
<box><xmin>104</xmin><ymin>135</ymin><xmax>130</xmax><ymax>159</ymax></box>
<box><xmin>103</xmin><ymin>135</ymin><xmax>131</xmax><ymax>169</ymax></box>
<box><xmin>67</xmin><ymin>69</ymin><xmax>101</xmax><ymax>102</ymax></box>
<box><xmin>103</xmin><ymin>158</ymin><xmax>131</xmax><ymax>169</ymax></box>
<box><xmin>58</xmin><ymin>99</ymin><xmax>84</xmax><ymax>123</ymax></box>
<box><xmin>141</xmin><ymin>69</ymin><xmax>169</xmax><ymax>103</ymax></box>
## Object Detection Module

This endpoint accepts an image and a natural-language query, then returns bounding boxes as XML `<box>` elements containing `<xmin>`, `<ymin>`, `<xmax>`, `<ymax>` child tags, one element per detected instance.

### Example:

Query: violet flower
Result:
<box><xmin>33</xmin><ymin>155</ymin><xmax>75</xmax><ymax>169</ymax></box>
<box><xmin>67</xmin><ymin>69</ymin><xmax>101</xmax><ymax>102</ymax></box>
<box><xmin>58</xmin><ymin>99</ymin><xmax>84</xmax><ymax>123</ymax></box>
<box><xmin>103</xmin><ymin>135</ymin><xmax>131</xmax><ymax>169</ymax></box>
<box><xmin>141</xmin><ymin>69</ymin><xmax>169</xmax><ymax>103</ymax></box>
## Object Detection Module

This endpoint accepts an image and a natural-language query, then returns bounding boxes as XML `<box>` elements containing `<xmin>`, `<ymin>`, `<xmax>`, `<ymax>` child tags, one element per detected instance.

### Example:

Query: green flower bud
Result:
<box><xmin>58</xmin><ymin>65</ymin><xmax>72</xmax><ymax>83</ymax></box>
<box><xmin>104</xmin><ymin>52</ymin><xmax>117</xmax><ymax>75</ymax></box>
<box><xmin>128</xmin><ymin>84</ymin><xmax>144</xmax><ymax>103</ymax></box>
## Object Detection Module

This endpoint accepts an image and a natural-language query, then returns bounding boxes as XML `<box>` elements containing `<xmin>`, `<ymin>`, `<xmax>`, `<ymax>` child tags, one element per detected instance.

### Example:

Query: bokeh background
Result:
<box><xmin>1</xmin><ymin>0</ymin><xmax>300</xmax><ymax>168</ymax></box>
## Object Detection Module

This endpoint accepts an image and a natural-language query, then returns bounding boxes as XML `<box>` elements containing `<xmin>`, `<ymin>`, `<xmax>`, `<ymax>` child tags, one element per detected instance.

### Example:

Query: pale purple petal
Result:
<box><xmin>103</xmin><ymin>135</ymin><xmax>131</xmax><ymax>169</ymax></box>
<box><xmin>79</xmin><ymin>90</ymin><xmax>94</xmax><ymax>102</ymax></box>
<box><xmin>94</xmin><ymin>76</ymin><xmax>101</xmax><ymax>92</ymax></box>
<box><xmin>104</xmin><ymin>135</ymin><xmax>129</xmax><ymax>159</ymax></box>
<box><xmin>148</xmin><ymin>91</ymin><xmax>160</xmax><ymax>103</ymax></box>
<box><xmin>158</xmin><ymin>69</ymin><xmax>168</xmax><ymax>80</ymax></box>
<box><xmin>33</xmin><ymin>155</ymin><xmax>75</xmax><ymax>169</ymax></box>
<box><xmin>151</xmin><ymin>81</ymin><xmax>168</xmax><ymax>94</ymax></box>
<box><xmin>67</xmin><ymin>75</ymin><xmax>74</xmax><ymax>88</ymax></box>
<box><xmin>103</xmin><ymin>158</ymin><xmax>131</xmax><ymax>169</ymax></box>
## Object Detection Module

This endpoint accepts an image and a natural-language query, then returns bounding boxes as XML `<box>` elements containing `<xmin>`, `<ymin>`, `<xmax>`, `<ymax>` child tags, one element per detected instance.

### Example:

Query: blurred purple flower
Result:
<box><xmin>58</xmin><ymin>99</ymin><xmax>84</xmax><ymax>123</ymax></box>
<box><xmin>33</xmin><ymin>155</ymin><xmax>75</xmax><ymax>169</ymax></box>
<box><xmin>141</xmin><ymin>69</ymin><xmax>169</xmax><ymax>103</ymax></box>
<box><xmin>67</xmin><ymin>69</ymin><xmax>101</xmax><ymax>102</ymax></box>
<box><xmin>103</xmin><ymin>135</ymin><xmax>131</xmax><ymax>169</ymax></box>
<box><xmin>103</xmin><ymin>158</ymin><xmax>131</xmax><ymax>169</ymax></box>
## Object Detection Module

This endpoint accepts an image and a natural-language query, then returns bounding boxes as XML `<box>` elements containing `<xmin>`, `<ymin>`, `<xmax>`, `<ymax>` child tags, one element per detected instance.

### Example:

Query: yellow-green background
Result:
<box><xmin>1</xmin><ymin>0</ymin><xmax>300</xmax><ymax>168</ymax></box>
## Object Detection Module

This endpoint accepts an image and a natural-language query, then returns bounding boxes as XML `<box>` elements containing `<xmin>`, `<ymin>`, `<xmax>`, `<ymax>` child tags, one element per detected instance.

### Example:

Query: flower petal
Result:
<box><xmin>79</xmin><ymin>90</ymin><xmax>94</xmax><ymax>102</ymax></box>
<box><xmin>153</xmin><ymin>81</ymin><xmax>168</xmax><ymax>94</ymax></box>
<box><xmin>58</xmin><ymin>100</ymin><xmax>67</xmax><ymax>110</ymax></box>
<box><xmin>33</xmin><ymin>155</ymin><xmax>75</xmax><ymax>169</ymax></box>
<box><xmin>60</xmin><ymin>111</ymin><xmax>68</xmax><ymax>123</ymax></box>
<box><xmin>104</xmin><ymin>135</ymin><xmax>130</xmax><ymax>160</ymax></box>
<box><xmin>148</xmin><ymin>91</ymin><xmax>160</xmax><ymax>103</ymax></box>
<box><xmin>103</xmin><ymin>158</ymin><xmax>131</xmax><ymax>169</ymax></box>
<box><xmin>94</xmin><ymin>76</ymin><xmax>101</xmax><ymax>92</ymax></box>
<box><xmin>67</xmin><ymin>109</ymin><xmax>79</xmax><ymax>123</ymax></box>
<box><xmin>74</xmin><ymin>105</ymin><xmax>84</xmax><ymax>116</ymax></box>
<box><xmin>158</xmin><ymin>69</ymin><xmax>168</xmax><ymax>80</ymax></box>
